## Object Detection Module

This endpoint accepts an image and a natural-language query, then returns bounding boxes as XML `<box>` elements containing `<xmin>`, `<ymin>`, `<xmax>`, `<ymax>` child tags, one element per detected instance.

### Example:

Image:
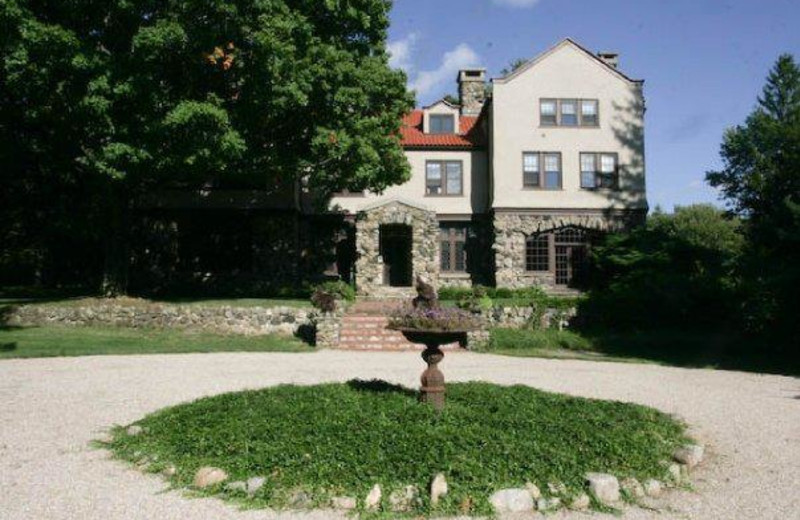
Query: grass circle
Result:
<box><xmin>110</xmin><ymin>380</ymin><xmax>687</xmax><ymax>515</ymax></box>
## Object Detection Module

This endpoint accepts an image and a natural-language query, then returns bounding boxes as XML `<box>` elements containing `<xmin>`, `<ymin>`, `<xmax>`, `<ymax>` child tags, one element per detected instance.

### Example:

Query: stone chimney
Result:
<box><xmin>458</xmin><ymin>69</ymin><xmax>487</xmax><ymax>116</ymax></box>
<box><xmin>597</xmin><ymin>52</ymin><xmax>619</xmax><ymax>69</ymax></box>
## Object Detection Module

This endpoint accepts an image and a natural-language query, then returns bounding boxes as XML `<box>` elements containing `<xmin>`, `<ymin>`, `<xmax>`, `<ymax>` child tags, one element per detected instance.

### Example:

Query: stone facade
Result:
<box><xmin>354</xmin><ymin>200</ymin><xmax>440</xmax><ymax>296</ymax></box>
<box><xmin>6</xmin><ymin>302</ymin><xmax>312</xmax><ymax>337</ymax></box>
<box><xmin>493</xmin><ymin>210</ymin><xmax>643</xmax><ymax>289</ymax></box>
<box><xmin>313</xmin><ymin>312</ymin><xmax>341</xmax><ymax>348</ymax></box>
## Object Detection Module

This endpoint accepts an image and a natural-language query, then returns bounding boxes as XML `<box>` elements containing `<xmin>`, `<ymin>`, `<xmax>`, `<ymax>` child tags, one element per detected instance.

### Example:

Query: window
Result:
<box><xmin>426</xmin><ymin>161</ymin><xmax>462</xmax><ymax>195</ymax></box>
<box><xmin>440</xmin><ymin>223</ymin><xmax>467</xmax><ymax>272</ymax></box>
<box><xmin>429</xmin><ymin>114</ymin><xmax>455</xmax><ymax>134</ymax></box>
<box><xmin>540</xmin><ymin>98</ymin><xmax>600</xmax><ymax>126</ymax></box>
<box><xmin>522</xmin><ymin>152</ymin><xmax>561</xmax><ymax>189</ymax></box>
<box><xmin>580</xmin><ymin>100</ymin><xmax>598</xmax><ymax>126</ymax></box>
<box><xmin>522</xmin><ymin>153</ymin><xmax>539</xmax><ymax>187</ymax></box>
<box><xmin>580</xmin><ymin>152</ymin><xmax>618</xmax><ymax>189</ymax></box>
<box><xmin>540</xmin><ymin>99</ymin><xmax>557</xmax><ymax>126</ymax></box>
<box><xmin>560</xmin><ymin>99</ymin><xmax>578</xmax><ymax>126</ymax></box>
<box><xmin>525</xmin><ymin>234</ymin><xmax>549</xmax><ymax>271</ymax></box>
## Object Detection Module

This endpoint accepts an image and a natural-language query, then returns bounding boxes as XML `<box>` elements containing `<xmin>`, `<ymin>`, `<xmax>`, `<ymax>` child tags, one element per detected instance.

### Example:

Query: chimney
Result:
<box><xmin>458</xmin><ymin>68</ymin><xmax>487</xmax><ymax>116</ymax></box>
<box><xmin>597</xmin><ymin>52</ymin><xmax>619</xmax><ymax>69</ymax></box>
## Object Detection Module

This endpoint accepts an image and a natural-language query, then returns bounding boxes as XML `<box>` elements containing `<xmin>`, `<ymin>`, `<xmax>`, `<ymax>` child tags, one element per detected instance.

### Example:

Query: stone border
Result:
<box><xmin>4</xmin><ymin>302</ymin><xmax>313</xmax><ymax>337</ymax></box>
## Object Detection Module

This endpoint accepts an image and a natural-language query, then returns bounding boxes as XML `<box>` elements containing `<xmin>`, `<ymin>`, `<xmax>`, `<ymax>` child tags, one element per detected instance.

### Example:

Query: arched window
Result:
<box><xmin>525</xmin><ymin>233</ymin><xmax>550</xmax><ymax>271</ymax></box>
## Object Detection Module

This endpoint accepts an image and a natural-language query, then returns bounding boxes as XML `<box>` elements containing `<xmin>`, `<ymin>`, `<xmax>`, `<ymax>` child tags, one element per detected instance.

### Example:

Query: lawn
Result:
<box><xmin>484</xmin><ymin>328</ymin><xmax>800</xmax><ymax>376</ymax></box>
<box><xmin>0</xmin><ymin>325</ymin><xmax>312</xmax><ymax>359</ymax></box>
<box><xmin>108</xmin><ymin>380</ymin><xmax>688</xmax><ymax>516</ymax></box>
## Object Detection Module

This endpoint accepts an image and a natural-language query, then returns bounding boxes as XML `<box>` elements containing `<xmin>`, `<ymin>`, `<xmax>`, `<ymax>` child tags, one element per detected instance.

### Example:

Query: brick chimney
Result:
<box><xmin>458</xmin><ymin>69</ymin><xmax>487</xmax><ymax>116</ymax></box>
<box><xmin>597</xmin><ymin>52</ymin><xmax>619</xmax><ymax>69</ymax></box>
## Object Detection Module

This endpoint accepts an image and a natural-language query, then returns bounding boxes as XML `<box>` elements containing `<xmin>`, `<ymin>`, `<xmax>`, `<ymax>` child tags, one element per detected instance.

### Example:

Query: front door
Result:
<box><xmin>379</xmin><ymin>224</ymin><xmax>412</xmax><ymax>286</ymax></box>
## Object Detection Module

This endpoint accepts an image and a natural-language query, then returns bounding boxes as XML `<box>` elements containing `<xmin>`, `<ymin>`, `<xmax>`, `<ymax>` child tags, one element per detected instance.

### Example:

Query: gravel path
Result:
<box><xmin>1</xmin><ymin>350</ymin><xmax>798</xmax><ymax>519</ymax></box>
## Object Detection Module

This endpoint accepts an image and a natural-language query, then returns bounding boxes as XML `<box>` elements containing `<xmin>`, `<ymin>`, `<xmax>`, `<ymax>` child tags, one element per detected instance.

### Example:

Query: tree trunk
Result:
<box><xmin>101</xmin><ymin>184</ymin><xmax>131</xmax><ymax>297</ymax></box>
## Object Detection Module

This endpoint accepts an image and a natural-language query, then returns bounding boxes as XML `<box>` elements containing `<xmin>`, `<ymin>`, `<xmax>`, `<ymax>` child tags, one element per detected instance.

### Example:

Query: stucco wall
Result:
<box><xmin>330</xmin><ymin>149</ymin><xmax>489</xmax><ymax>215</ymax></box>
<box><xmin>491</xmin><ymin>42</ymin><xmax>646</xmax><ymax>211</ymax></box>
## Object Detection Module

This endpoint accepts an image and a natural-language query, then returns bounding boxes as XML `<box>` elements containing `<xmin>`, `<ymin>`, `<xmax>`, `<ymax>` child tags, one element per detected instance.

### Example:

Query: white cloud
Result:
<box><xmin>387</xmin><ymin>33</ymin><xmax>418</xmax><ymax>72</ymax></box>
<box><xmin>410</xmin><ymin>43</ymin><xmax>480</xmax><ymax>98</ymax></box>
<box><xmin>492</xmin><ymin>0</ymin><xmax>542</xmax><ymax>7</ymax></box>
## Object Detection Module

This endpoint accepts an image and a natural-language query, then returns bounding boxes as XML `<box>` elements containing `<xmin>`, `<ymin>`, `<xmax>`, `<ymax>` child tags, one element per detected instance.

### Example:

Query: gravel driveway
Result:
<box><xmin>0</xmin><ymin>350</ymin><xmax>797</xmax><ymax>519</ymax></box>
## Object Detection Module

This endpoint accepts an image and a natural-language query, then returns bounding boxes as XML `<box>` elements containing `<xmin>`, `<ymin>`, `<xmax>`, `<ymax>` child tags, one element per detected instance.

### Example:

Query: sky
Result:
<box><xmin>385</xmin><ymin>0</ymin><xmax>800</xmax><ymax>211</ymax></box>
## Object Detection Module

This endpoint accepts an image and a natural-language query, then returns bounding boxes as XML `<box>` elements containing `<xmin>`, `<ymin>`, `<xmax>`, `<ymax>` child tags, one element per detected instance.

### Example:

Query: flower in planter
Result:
<box><xmin>388</xmin><ymin>305</ymin><xmax>483</xmax><ymax>332</ymax></box>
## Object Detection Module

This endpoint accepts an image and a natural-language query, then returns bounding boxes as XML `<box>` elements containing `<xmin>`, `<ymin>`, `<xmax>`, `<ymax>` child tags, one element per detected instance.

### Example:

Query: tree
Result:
<box><xmin>584</xmin><ymin>205</ymin><xmax>743</xmax><ymax>330</ymax></box>
<box><xmin>1</xmin><ymin>0</ymin><xmax>413</xmax><ymax>294</ymax></box>
<box><xmin>500</xmin><ymin>58</ymin><xmax>527</xmax><ymax>76</ymax></box>
<box><xmin>706</xmin><ymin>54</ymin><xmax>800</xmax><ymax>342</ymax></box>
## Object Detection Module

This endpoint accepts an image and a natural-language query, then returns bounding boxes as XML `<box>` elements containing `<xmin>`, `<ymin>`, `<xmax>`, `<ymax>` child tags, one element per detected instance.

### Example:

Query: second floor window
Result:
<box><xmin>426</xmin><ymin>161</ymin><xmax>463</xmax><ymax>195</ymax></box>
<box><xmin>540</xmin><ymin>98</ymin><xmax>599</xmax><ymax>127</ymax></box>
<box><xmin>429</xmin><ymin>114</ymin><xmax>455</xmax><ymax>134</ymax></box>
<box><xmin>580</xmin><ymin>152</ymin><xmax>619</xmax><ymax>189</ymax></box>
<box><xmin>523</xmin><ymin>152</ymin><xmax>561</xmax><ymax>189</ymax></box>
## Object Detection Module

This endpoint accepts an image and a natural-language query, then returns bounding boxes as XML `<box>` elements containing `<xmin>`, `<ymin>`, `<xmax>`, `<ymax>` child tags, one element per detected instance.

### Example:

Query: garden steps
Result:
<box><xmin>336</xmin><ymin>310</ymin><xmax>461</xmax><ymax>351</ymax></box>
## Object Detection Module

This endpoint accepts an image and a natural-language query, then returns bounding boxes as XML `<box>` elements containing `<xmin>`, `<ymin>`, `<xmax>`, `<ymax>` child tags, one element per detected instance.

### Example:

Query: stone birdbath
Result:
<box><xmin>388</xmin><ymin>277</ymin><xmax>480</xmax><ymax>411</ymax></box>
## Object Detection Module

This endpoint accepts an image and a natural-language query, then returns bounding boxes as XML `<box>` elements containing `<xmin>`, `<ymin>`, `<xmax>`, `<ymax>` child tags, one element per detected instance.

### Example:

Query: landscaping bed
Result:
<box><xmin>106</xmin><ymin>380</ymin><xmax>692</xmax><ymax>516</ymax></box>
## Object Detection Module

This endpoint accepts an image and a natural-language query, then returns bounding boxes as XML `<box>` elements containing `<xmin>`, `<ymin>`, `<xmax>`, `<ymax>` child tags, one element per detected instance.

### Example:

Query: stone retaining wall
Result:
<box><xmin>5</xmin><ymin>303</ymin><xmax>313</xmax><ymax>337</ymax></box>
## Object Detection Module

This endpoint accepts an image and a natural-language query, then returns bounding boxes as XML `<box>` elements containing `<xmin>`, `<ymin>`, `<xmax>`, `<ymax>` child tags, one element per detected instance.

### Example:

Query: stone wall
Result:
<box><xmin>313</xmin><ymin>312</ymin><xmax>341</xmax><ymax>348</ymax></box>
<box><xmin>354</xmin><ymin>201</ymin><xmax>440</xmax><ymax>296</ymax></box>
<box><xmin>6</xmin><ymin>302</ymin><xmax>313</xmax><ymax>337</ymax></box>
<box><xmin>493</xmin><ymin>210</ymin><xmax>642</xmax><ymax>289</ymax></box>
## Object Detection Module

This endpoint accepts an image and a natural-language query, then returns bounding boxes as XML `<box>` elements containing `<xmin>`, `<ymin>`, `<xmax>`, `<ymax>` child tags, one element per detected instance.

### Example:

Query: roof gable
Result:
<box><xmin>493</xmin><ymin>38</ymin><xmax>642</xmax><ymax>85</ymax></box>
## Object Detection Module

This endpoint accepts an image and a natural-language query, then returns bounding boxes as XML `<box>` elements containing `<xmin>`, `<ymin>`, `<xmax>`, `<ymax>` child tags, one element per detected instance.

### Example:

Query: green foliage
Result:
<box><xmin>310</xmin><ymin>280</ymin><xmax>355</xmax><ymax>311</ymax></box>
<box><xmin>440</xmin><ymin>285</ymin><xmax>580</xmax><ymax>311</ymax></box>
<box><xmin>706</xmin><ymin>54</ymin><xmax>800</xmax><ymax>344</ymax></box>
<box><xmin>582</xmin><ymin>204</ymin><xmax>743</xmax><ymax>329</ymax></box>
<box><xmin>488</xmin><ymin>328</ymin><xmax>593</xmax><ymax>352</ymax></box>
<box><xmin>1</xmin><ymin>0</ymin><xmax>414</xmax><ymax>292</ymax></box>
<box><xmin>108</xmin><ymin>380</ymin><xmax>687</xmax><ymax>515</ymax></box>
<box><xmin>387</xmin><ymin>306</ymin><xmax>481</xmax><ymax>332</ymax></box>
<box><xmin>500</xmin><ymin>57</ymin><xmax>528</xmax><ymax>76</ymax></box>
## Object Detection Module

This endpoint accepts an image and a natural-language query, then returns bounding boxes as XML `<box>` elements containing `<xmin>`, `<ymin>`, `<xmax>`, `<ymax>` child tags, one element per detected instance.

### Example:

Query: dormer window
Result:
<box><xmin>429</xmin><ymin>114</ymin><xmax>455</xmax><ymax>134</ymax></box>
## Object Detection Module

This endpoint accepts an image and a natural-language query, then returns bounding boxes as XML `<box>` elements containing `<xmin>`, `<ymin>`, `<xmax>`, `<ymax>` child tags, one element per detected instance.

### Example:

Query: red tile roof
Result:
<box><xmin>399</xmin><ymin>110</ymin><xmax>485</xmax><ymax>149</ymax></box>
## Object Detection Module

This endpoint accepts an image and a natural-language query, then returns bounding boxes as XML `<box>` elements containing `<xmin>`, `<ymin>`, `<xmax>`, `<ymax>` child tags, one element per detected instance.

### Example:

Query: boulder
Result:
<box><xmin>389</xmin><ymin>485</ymin><xmax>420</xmax><ymax>512</ymax></box>
<box><xmin>621</xmin><ymin>477</ymin><xmax>645</xmax><ymax>498</ymax></box>
<box><xmin>126</xmin><ymin>425</ymin><xmax>144</xmax><ymax>436</ymax></box>
<box><xmin>569</xmin><ymin>493</ymin><xmax>590</xmax><ymax>510</ymax></box>
<box><xmin>673</xmin><ymin>444</ymin><xmax>704</xmax><ymax>469</ymax></box>
<box><xmin>288</xmin><ymin>490</ymin><xmax>312</xmax><ymax>508</ymax></box>
<box><xmin>537</xmin><ymin>497</ymin><xmax>562</xmax><ymax>511</ymax></box>
<box><xmin>643</xmin><ymin>479</ymin><xmax>663</xmax><ymax>497</ymax></box>
<box><xmin>224</xmin><ymin>481</ymin><xmax>247</xmax><ymax>493</ymax></box>
<box><xmin>331</xmin><ymin>496</ymin><xmax>357</xmax><ymax>510</ymax></box>
<box><xmin>364</xmin><ymin>484</ymin><xmax>382</xmax><ymax>511</ymax></box>
<box><xmin>193</xmin><ymin>467</ymin><xmax>228</xmax><ymax>488</ymax></box>
<box><xmin>161</xmin><ymin>465</ymin><xmax>177</xmax><ymax>477</ymax></box>
<box><xmin>489</xmin><ymin>488</ymin><xmax>534</xmax><ymax>513</ymax></box>
<box><xmin>240</xmin><ymin>477</ymin><xmax>266</xmax><ymax>496</ymax></box>
<box><xmin>524</xmin><ymin>482</ymin><xmax>541</xmax><ymax>499</ymax></box>
<box><xmin>585</xmin><ymin>473</ymin><xmax>620</xmax><ymax>504</ymax></box>
<box><xmin>547</xmin><ymin>481</ymin><xmax>567</xmax><ymax>495</ymax></box>
<box><xmin>430</xmin><ymin>473</ymin><xmax>448</xmax><ymax>505</ymax></box>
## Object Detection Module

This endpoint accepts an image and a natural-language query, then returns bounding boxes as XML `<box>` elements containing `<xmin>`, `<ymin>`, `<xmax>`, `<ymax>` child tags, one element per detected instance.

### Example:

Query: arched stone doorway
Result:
<box><xmin>354</xmin><ymin>199</ymin><xmax>439</xmax><ymax>296</ymax></box>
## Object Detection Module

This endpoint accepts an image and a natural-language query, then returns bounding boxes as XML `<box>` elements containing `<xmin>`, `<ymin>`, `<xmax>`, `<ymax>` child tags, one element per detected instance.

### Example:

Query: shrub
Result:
<box><xmin>309</xmin><ymin>281</ymin><xmax>355</xmax><ymax>312</ymax></box>
<box><xmin>489</xmin><ymin>328</ymin><xmax>594</xmax><ymax>352</ymax></box>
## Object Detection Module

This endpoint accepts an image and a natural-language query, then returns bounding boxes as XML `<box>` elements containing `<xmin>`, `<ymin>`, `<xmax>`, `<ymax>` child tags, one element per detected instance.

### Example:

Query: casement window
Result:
<box><xmin>540</xmin><ymin>98</ymin><xmax>600</xmax><ymax>127</ymax></box>
<box><xmin>525</xmin><ymin>234</ymin><xmax>550</xmax><ymax>271</ymax></box>
<box><xmin>522</xmin><ymin>152</ymin><xmax>561</xmax><ymax>189</ymax></box>
<box><xmin>426</xmin><ymin>161</ymin><xmax>463</xmax><ymax>196</ymax></box>
<box><xmin>429</xmin><ymin>114</ymin><xmax>455</xmax><ymax>134</ymax></box>
<box><xmin>580</xmin><ymin>152</ymin><xmax>619</xmax><ymax>189</ymax></box>
<box><xmin>439</xmin><ymin>223</ymin><xmax>467</xmax><ymax>272</ymax></box>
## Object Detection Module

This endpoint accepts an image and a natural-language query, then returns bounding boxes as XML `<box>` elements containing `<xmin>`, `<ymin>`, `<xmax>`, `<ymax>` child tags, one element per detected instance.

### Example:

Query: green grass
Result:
<box><xmin>484</xmin><ymin>327</ymin><xmax>800</xmax><ymax>376</ymax></box>
<box><xmin>107</xmin><ymin>380</ymin><xmax>688</xmax><ymax>516</ymax></box>
<box><xmin>0</xmin><ymin>325</ymin><xmax>312</xmax><ymax>359</ymax></box>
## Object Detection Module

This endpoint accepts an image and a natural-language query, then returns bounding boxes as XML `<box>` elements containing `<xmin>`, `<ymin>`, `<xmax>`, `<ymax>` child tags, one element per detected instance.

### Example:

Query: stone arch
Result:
<box><xmin>354</xmin><ymin>199</ymin><xmax>439</xmax><ymax>296</ymax></box>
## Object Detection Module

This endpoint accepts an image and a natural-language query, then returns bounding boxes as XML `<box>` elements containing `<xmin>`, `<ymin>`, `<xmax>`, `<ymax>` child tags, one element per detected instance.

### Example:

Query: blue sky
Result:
<box><xmin>386</xmin><ymin>0</ymin><xmax>800</xmax><ymax>211</ymax></box>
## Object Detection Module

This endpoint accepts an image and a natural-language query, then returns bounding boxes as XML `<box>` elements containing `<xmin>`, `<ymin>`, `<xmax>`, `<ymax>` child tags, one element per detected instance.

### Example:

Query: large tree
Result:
<box><xmin>706</xmin><ymin>54</ymin><xmax>800</xmax><ymax>342</ymax></box>
<box><xmin>1</xmin><ymin>0</ymin><xmax>413</xmax><ymax>293</ymax></box>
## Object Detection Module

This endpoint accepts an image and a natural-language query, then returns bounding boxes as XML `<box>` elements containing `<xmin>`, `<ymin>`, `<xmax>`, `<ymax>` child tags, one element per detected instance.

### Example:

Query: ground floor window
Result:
<box><xmin>525</xmin><ymin>226</ymin><xmax>596</xmax><ymax>287</ymax></box>
<box><xmin>439</xmin><ymin>222</ymin><xmax>467</xmax><ymax>272</ymax></box>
